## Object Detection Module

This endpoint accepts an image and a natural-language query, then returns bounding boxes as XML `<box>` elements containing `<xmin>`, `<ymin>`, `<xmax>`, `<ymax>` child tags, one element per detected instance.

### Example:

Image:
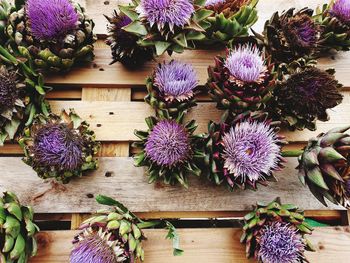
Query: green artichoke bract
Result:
<box><xmin>314</xmin><ymin>0</ymin><xmax>350</xmax><ymax>53</ymax></box>
<box><xmin>0</xmin><ymin>0</ymin><xmax>14</xmax><ymax>45</ymax></box>
<box><xmin>120</xmin><ymin>0</ymin><xmax>210</xmax><ymax>57</ymax></box>
<box><xmin>20</xmin><ymin>110</ymin><xmax>100</xmax><ymax>183</ymax></box>
<box><xmin>203</xmin><ymin>0</ymin><xmax>258</xmax><ymax>45</ymax></box>
<box><xmin>145</xmin><ymin>60</ymin><xmax>201</xmax><ymax>119</ymax></box>
<box><xmin>70</xmin><ymin>195</ymin><xmax>183</xmax><ymax>262</ymax></box>
<box><xmin>133</xmin><ymin>114</ymin><xmax>205</xmax><ymax>188</ymax></box>
<box><xmin>0</xmin><ymin>45</ymin><xmax>50</xmax><ymax>146</ymax></box>
<box><xmin>241</xmin><ymin>198</ymin><xmax>314</xmax><ymax>263</ymax></box>
<box><xmin>267</xmin><ymin>58</ymin><xmax>343</xmax><ymax>131</ymax></box>
<box><xmin>5</xmin><ymin>0</ymin><xmax>95</xmax><ymax>72</ymax></box>
<box><xmin>0</xmin><ymin>191</ymin><xmax>39</xmax><ymax>263</ymax></box>
<box><xmin>297</xmin><ymin>125</ymin><xmax>350</xmax><ymax>208</ymax></box>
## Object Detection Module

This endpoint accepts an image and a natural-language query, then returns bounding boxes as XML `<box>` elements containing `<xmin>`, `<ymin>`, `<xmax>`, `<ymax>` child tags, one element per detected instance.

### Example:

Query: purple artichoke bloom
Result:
<box><xmin>145</xmin><ymin>120</ymin><xmax>191</xmax><ymax>167</ymax></box>
<box><xmin>222</xmin><ymin>121</ymin><xmax>281</xmax><ymax>182</ymax></box>
<box><xmin>71</xmin><ymin>228</ymin><xmax>127</xmax><ymax>263</ymax></box>
<box><xmin>330</xmin><ymin>0</ymin><xmax>350</xmax><ymax>24</ymax></box>
<box><xmin>346</xmin><ymin>179</ymin><xmax>350</xmax><ymax>196</ymax></box>
<box><xmin>258</xmin><ymin>222</ymin><xmax>305</xmax><ymax>263</ymax></box>
<box><xmin>136</xmin><ymin>0</ymin><xmax>195</xmax><ymax>31</ymax></box>
<box><xmin>0</xmin><ymin>67</ymin><xmax>19</xmax><ymax>109</ymax></box>
<box><xmin>154</xmin><ymin>60</ymin><xmax>198</xmax><ymax>102</ymax></box>
<box><xmin>224</xmin><ymin>45</ymin><xmax>267</xmax><ymax>86</ymax></box>
<box><xmin>26</xmin><ymin>0</ymin><xmax>79</xmax><ymax>41</ymax></box>
<box><xmin>32</xmin><ymin>123</ymin><xmax>83</xmax><ymax>170</ymax></box>
<box><xmin>205</xmin><ymin>0</ymin><xmax>226</xmax><ymax>6</ymax></box>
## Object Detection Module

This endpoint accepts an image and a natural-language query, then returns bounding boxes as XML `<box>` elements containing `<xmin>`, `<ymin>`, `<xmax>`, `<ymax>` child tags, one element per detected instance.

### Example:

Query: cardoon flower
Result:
<box><xmin>258</xmin><ymin>222</ymin><xmax>305</xmax><ymax>263</ymax></box>
<box><xmin>32</xmin><ymin>123</ymin><xmax>83</xmax><ymax>171</ymax></box>
<box><xmin>225</xmin><ymin>44</ymin><xmax>267</xmax><ymax>86</ymax></box>
<box><xmin>145</xmin><ymin>120</ymin><xmax>191</xmax><ymax>167</ymax></box>
<box><xmin>0</xmin><ymin>67</ymin><xmax>20</xmax><ymax>109</ymax></box>
<box><xmin>26</xmin><ymin>0</ymin><xmax>79</xmax><ymax>41</ymax></box>
<box><xmin>136</xmin><ymin>0</ymin><xmax>195</xmax><ymax>30</ymax></box>
<box><xmin>222</xmin><ymin>120</ymin><xmax>281</xmax><ymax>182</ymax></box>
<box><xmin>154</xmin><ymin>60</ymin><xmax>198</xmax><ymax>102</ymax></box>
<box><xmin>330</xmin><ymin>0</ymin><xmax>350</xmax><ymax>24</ymax></box>
<box><xmin>71</xmin><ymin>228</ymin><xmax>127</xmax><ymax>263</ymax></box>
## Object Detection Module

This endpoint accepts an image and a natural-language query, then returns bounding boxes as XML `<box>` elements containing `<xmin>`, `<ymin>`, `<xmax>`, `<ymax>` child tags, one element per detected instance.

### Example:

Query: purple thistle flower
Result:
<box><xmin>222</xmin><ymin>121</ymin><xmax>281</xmax><ymax>182</ymax></box>
<box><xmin>346</xmin><ymin>179</ymin><xmax>350</xmax><ymax>196</ymax></box>
<box><xmin>145</xmin><ymin>120</ymin><xmax>191</xmax><ymax>167</ymax></box>
<box><xmin>136</xmin><ymin>0</ymin><xmax>195</xmax><ymax>31</ymax></box>
<box><xmin>71</xmin><ymin>228</ymin><xmax>127</xmax><ymax>263</ymax></box>
<box><xmin>26</xmin><ymin>0</ymin><xmax>79</xmax><ymax>41</ymax></box>
<box><xmin>205</xmin><ymin>0</ymin><xmax>226</xmax><ymax>6</ymax></box>
<box><xmin>32</xmin><ymin>123</ymin><xmax>83</xmax><ymax>171</ymax></box>
<box><xmin>0</xmin><ymin>67</ymin><xmax>19</xmax><ymax>109</ymax></box>
<box><xmin>224</xmin><ymin>45</ymin><xmax>267</xmax><ymax>86</ymax></box>
<box><xmin>330</xmin><ymin>0</ymin><xmax>350</xmax><ymax>24</ymax></box>
<box><xmin>154</xmin><ymin>60</ymin><xmax>198</xmax><ymax>102</ymax></box>
<box><xmin>258</xmin><ymin>222</ymin><xmax>305</xmax><ymax>263</ymax></box>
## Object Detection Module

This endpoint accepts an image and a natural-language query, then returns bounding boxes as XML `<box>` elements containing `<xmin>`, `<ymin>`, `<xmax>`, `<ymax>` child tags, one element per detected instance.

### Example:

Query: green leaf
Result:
<box><xmin>119</xmin><ymin>5</ymin><xmax>139</xmax><ymax>21</ymax></box>
<box><xmin>123</xmin><ymin>21</ymin><xmax>147</xmax><ymax>36</ymax></box>
<box><xmin>137</xmin><ymin>221</ymin><xmax>161</xmax><ymax>229</ymax></box>
<box><xmin>154</xmin><ymin>41</ymin><xmax>171</xmax><ymax>56</ymax></box>
<box><xmin>165</xmin><ymin>221</ymin><xmax>184</xmax><ymax>256</ymax></box>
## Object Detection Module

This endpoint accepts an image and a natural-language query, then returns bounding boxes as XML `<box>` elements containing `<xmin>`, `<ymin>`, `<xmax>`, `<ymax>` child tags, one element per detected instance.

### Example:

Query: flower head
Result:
<box><xmin>225</xmin><ymin>45</ymin><xmax>267</xmax><ymax>86</ymax></box>
<box><xmin>0</xmin><ymin>67</ymin><xmax>20</xmax><ymax>110</ymax></box>
<box><xmin>32</xmin><ymin>123</ymin><xmax>83</xmax><ymax>171</ymax></box>
<box><xmin>26</xmin><ymin>0</ymin><xmax>79</xmax><ymax>41</ymax></box>
<box><xmin>154</xmin><ymin>60</ymin><xmax>198</xmax><ymax>102</ymax></box>
<box><xmin>205</xmin><ymin>0</ymin><xmax>226</xmax><ymax>6</ymax></box>
<box><xmin>71</xmin><ymin>228</ymin><xmax>126</xmax><ymax>263</ymax></box>
<box><xmin>136</xmin><ymin>0</ymin><xmax>194</xmax><ymax>30</ymax></box>
<box><xmin>258</xmin><ymin>222</ymin><xmax>305</xmax><ymax>263</ymax></box>
<box><xmin>145</xmin><ymin>120</ymin><xmax>191</xmax><ymax>167</ymax></box>
<box><xmin>330</xmin><ymin>0</ymin><xmax>350</xmax><ymax>24</ymax></box>
<box><xmin>282</xmin><ymin>14</ymin><xmax>319</xmax><ymax>50</ymax></box>
<box><xmin>222</xmin><ymin>120</ymin><xmax>281</xmax><ymax>182</ymax></box>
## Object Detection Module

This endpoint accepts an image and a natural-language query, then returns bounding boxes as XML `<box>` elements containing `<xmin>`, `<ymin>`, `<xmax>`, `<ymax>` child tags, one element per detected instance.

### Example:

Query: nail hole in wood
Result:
<box><xmin>97</xmin><ymin>124</ymin><xmax>102</xmax><ymax>127</ymax></box>
<box><xmin>86</xmin><ymin>193</ymin><xmax>94</xmax><ymax>198</ymax></box>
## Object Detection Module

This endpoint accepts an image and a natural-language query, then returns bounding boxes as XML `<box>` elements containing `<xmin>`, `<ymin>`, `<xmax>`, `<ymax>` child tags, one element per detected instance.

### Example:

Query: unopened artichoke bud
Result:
<box><xmin>5</xmin><ymin>0</ymin><xmax>96</xmax><ymax>72</ymax></box>
<box><xmin>254</xmin><ymin>8</ymin><xmax>321</xmax><ymax>64</ymax></box>
<box><xmin>314</xmin><ymin>0</ymin><xmax>350</xmax><ymax>53</ymax></box>
<box><xmin>241</xmin><ymin>198</ymin><xmax>314</xmax><ymax>263</ymax></box>
<box><xmin>71</xmin><ymin>195</ymin><xmax>183</xmax><ymax>262</ymax></box>
<box><xmin>145</xmin><ymin>60</ymin><xmax>201</xmax><ymax>119</ymax></box>
<box><xmin>20</xmin><ymin>110</ymin><xmax>100</xmax><ymax>183</ymax></box>
<box><xmin>0</xmin><ymin>191</ymin><xmax>39</xmax><ymax>263</ymax></box>
<box><xmin>0</xmin><ymin>0</ymin><xmax>15</xmax><ymax>45</ymax></box>
<box><xmin>207</xmin><ymin>42</ymin><xmax>275</xmax><ymax>120</ymax></box>
<box><xmin>120</xmin><ymin>0</ymin><xmax>209</xmax><ymax>58</ymax></box>
<box><xmin>203</xmin><ymin>111</ymin><xmax>286</xmax><ymax>190</ymax></box>
<box><xmin>267</xmin><ymin>59</ymin><xmax>343</xmax><ymax>131</ymax></box>
<box><xmin>203</xmin><ymin>0</ymin><xmax>258</xmax><ymax>45</ymax></box>
<box><xmin>297</xmin><ymin>125</ymin><xmax>350</xmax><ymax>208</ymax></box>
<box><xmin>133</xmin><ymin>114</ymin><xmax>206</xmax><ymax>188</ymax></box>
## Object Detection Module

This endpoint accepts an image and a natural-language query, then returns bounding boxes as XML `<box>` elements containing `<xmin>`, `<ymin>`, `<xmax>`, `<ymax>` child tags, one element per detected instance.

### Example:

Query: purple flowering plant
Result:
<box><xmin>20</xmin><ymin>110</ymin><xmax>100</xmax><ymax>183</ymax></box>
<box><xmin>145</xmin><ymin>60</ymin><xmax>200</xmax><ymax>119</ymax></box>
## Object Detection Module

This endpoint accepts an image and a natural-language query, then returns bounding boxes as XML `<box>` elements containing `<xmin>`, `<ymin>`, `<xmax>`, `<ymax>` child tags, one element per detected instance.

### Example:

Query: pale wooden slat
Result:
<box><xmin>48</xmin><ymin>91</ymin><xmax>350</xmax><ymax>142</ymax></box>
<box><xmin>0</xmin><ymin>157</ymin><xmax>343</xmax><ymax>214</ymax></box>
<box><xmin>30</xmin><ymin>227</ymin><xmax>350</xmax><ymax>263</ymax></box>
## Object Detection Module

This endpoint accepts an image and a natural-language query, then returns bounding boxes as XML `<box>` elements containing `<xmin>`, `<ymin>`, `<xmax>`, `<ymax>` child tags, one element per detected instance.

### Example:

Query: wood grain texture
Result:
<box><xmin>0</xmin><ymin>157</ymin><xmax>343</xmax><ymax>213</ymax></box>
<box><xmin>30</xmin><ymin>227</ymin><xmax>350</xmax><ymax>263</ymax></box>
<box><xmin>48</xmin><ymin>91</ymin><xmax>350</xmax><ymax>142</ymax></box>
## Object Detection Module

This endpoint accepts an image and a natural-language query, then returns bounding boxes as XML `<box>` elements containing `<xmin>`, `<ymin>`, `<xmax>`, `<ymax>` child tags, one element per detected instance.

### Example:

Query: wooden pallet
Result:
<box><xmin>0</xmin><ymin>0</ymin><xmax>350</xmax><ymax>262</ymax></box>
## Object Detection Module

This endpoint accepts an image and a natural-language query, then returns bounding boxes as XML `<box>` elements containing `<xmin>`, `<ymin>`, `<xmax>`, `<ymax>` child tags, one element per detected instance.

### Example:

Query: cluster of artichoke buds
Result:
<box><xmin>203</xmin><ymin>0</ymin><xmax>259</xmax><ymax>45</ymax></box>
<box><xmin>20</xmin><ymin>110</ymin><xmax>100</xmax><ymax>183</ymax></box>
<box><xmin>5</xmin><ymin>0</ymin><xmax>95</xmax><ymax>72</ymax></box>
<box><xmin>297</xmin><ymin>125</ymin><xmax>350</xmax><ymax>208</ymax></box>
<box><xmin>71</xmin><ymin>195</ymin><xmax>183</xmax><ymax>262</ymax></box>
<box><xmin>0</xmin><ymin>0</ymin><xmax>14</xmax><ymax>45</ymax></box>
<box><xmin>0</xmin><ymin>44</ymin><xmax>50</xmax><ymax>146</ymax></box>
<box><xmin>241</xmin><ymin>198</ymin><xmax>315</xmax><ymax>263</ymax></box>
<box><xmin>0</xmin><ymin>191</ymin><xmax>39</xmax><ymax>262</ymax></box>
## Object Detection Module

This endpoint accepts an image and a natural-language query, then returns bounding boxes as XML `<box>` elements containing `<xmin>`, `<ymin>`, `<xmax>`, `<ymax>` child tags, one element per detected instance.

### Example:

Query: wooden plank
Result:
<box><xmin>30</xmin><ymin>227</ymin><xmax>350</xmax><ymax>263</ymax></box>
<box><xmin>48</xmin><ymin>91</ymin><xmax>350</xmax><ymax>142</ymax></box>
<box><xmin>0</xmin><ymin>157</ymin><xmax>343</xmax><ymax>214</ymax></box>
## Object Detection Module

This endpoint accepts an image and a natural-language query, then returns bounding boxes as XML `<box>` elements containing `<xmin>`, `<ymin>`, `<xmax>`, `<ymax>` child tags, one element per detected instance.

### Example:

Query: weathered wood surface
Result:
<box><xmin>30</xmin><ymin>227</ymin><xmax>350</xmax><ymax>263</ymax></box>
<box><xmin>0</xmin><ymin>157</ymin><xmax>342</xmax><ymax>213</ymax></box>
